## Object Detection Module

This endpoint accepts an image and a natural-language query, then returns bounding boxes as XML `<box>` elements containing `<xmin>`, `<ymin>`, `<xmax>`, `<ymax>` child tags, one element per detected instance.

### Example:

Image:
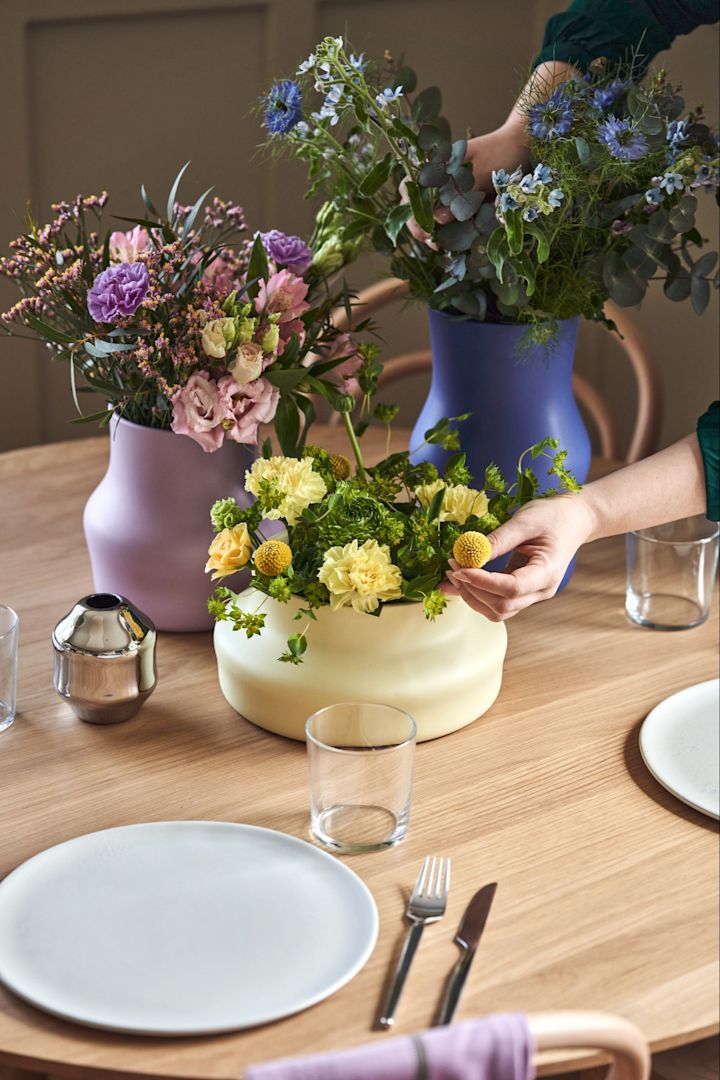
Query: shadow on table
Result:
<box><xmin>623</xmin><ymin>718</ymin><xmax>718</xmax><ymax>833</ymax></box>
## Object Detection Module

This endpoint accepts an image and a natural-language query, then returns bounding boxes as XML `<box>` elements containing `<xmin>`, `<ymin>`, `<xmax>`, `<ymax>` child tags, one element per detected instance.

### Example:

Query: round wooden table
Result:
<box><xmin>0</xmin><ymin>431</ymin><xmax>717</xmax><ymax>1079</ymax></box>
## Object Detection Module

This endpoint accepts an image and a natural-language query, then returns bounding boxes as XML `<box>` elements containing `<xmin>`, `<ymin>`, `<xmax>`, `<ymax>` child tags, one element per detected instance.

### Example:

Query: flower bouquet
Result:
<box><xmin>208</xmin><ymin>406</ymin><xmax>578</xmax><ymax>739</ymax></box>
<box><xmin>0</xmin><ymin>163</ymin><xmax>370</xmax><ymax>456</ymax></box>
<box><xmin>262</xmin><ymin>37</ymin><xmax>719</xmax><ymax>329</ymax></box>
<box><xmin>0</xmin><ymin>164</ymin><xmax>375</xmax><ymax>629</ymax></box>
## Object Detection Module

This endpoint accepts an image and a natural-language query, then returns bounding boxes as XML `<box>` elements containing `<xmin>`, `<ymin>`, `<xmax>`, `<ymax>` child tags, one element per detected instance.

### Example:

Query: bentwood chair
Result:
<box><xmin>329</xmin><ymin>278</ymin><xmax>662</xmax><ymax>465</ymax></box>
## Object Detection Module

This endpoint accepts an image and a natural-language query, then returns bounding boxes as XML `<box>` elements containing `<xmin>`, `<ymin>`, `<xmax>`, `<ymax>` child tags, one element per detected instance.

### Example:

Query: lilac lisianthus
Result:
<box><xmin>87</xmin><ymin>262</ymin><xmax>149</xmax><ymax>323</ymax></box>
<box><xmin>260</xmin><ymin>230</ymin><xmax>313</xmax><ymax>274</ymax></box>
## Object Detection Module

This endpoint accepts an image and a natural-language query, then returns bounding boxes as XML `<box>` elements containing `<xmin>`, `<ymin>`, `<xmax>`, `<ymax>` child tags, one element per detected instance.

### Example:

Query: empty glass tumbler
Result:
<box><xmin>306</xmin><ymin>702</ymin><xmax>416</xmax><ymax>854</ymax></box>
<box><xmin>0</xmin><ymin>604</ymin><xmax>19</xmax><ymax>732</ymax></box>
<box><xmin>626</xmin><ymin>516</ymin><xmax>720</xmax><ymax>631</ymax></box>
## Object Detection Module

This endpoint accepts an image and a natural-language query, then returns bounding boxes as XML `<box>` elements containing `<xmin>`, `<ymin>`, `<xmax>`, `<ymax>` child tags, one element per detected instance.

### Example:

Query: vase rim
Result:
<box><xmin>427</xmin><ymin>307</ymin><xmax>580</xmax><ymax>330</ymax></box>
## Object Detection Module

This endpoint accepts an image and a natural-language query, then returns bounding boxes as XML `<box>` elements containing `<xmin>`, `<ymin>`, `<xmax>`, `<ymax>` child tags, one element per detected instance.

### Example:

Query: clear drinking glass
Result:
<box><xmin>0</xmin><ymin>604</ymin><xmax>19</xmax><ymax>732</ymax></box>
<box><xmin>306</xmin><ymin>702</ymin><xmax>416</xmax><ymax>854</ymax></box>
<box><xmin>626</xmin><ymin>516</ymin><xmax>720</xmax><ymax>630</ymax></box>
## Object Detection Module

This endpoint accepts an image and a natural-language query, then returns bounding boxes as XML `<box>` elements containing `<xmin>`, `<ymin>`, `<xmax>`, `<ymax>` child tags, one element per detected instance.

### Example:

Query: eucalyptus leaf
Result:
<box><xmin>693</xmin><ymin>252</ymin><xmax>718</xmax><ymax>278</ymax></box>
<box><xmin>575</xmin><ymin>136</ymin><xmax>591</xmax><ymax>163</ymax></box>
<box><xmin>664</xmin><ymin>271</ymin><xmax>692</xmax><ymax>301</ymax></box>
<box><xmin>449</xmin><ymin>191</ymin><xmax>484</xmax><ymax>222</ymax></box>
<box><xmin>691</xmin><ymin>275</ymin><xmax>710</xmax><ymax>314</ymax></box>
<box><xmin>647</xmin><ymin>211</ymin><xmax>676</xmax><ymax>243</ymax></box>
<box><xmin>395</xmin><ymin>65</ymin><xmax>417</xmax><ymax>93</ymax></box>
<box><xmin>436</xmin><ymin>218</ymin><xmax>477</xmax><ymax>252</ymax></box>
<box><xmin>412</xmin><ymin>86</ymin><xmax>442</xmax><ymax>123</ymax></box>
<box><xmin>418</xmin><ymin>162</ymin><xmax>448</xmax><ymax>188</ymax></box>
<box><xmin>446</xmin><ymin>140</ymin><xmax>467</xmax><ymax>174</ymax></box>
<box><xmin>668</xmin><ymin>195</ymin><xmax>697</xmax><ymax>234</ymax></box>
<box><xmin>418</xmin><ymin>124</ymin><xmax>449</xmax><ymax>154</ymax></box>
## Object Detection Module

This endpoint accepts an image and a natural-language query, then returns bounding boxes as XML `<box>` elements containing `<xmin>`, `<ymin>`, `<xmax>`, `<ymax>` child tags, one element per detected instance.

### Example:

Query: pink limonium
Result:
<box><xmin>219</xmin><ymin>374</ymin><xmax>280</xmax><ymax>444</ymax></box>
<box><xmin>108</xmin><ymin>226</ymin><xmax>148</xmax><ymax>264</ymax></box>
<box><xmin>170</xmin><ymin>371</ymin><xmax>232</xmax><ymax>452</ymax></box>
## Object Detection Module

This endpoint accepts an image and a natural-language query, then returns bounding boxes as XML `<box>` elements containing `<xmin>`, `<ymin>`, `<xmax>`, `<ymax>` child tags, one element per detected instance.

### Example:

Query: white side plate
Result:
<box><xmin>0</xmin><ymin>821</ymin><xmax>378</xmax><ymax>1035</ymax></box>
<box><xmin>640</xmin><ymin>678</ymin><xmax>720</xmax><ymax>820</ymax></box>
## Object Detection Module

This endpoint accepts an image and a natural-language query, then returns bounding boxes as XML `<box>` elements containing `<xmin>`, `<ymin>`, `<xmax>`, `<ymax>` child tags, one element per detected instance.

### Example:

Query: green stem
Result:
<box><xmin>342</xmin><ymin>410</ymin><xmax>366</xmax><ymax>479</ymax></box>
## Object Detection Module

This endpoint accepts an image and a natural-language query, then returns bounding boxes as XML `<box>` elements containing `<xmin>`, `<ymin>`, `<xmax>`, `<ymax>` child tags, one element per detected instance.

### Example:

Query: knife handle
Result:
<box><xmin>436</xmin><ymin>951</ymin><xmax>471</xmax><ymax>1026</ymax></box>
<box><xmin>378</xmin><ymin>919</ymin><xmax>425</xmax><ymax>1028</ymax></box>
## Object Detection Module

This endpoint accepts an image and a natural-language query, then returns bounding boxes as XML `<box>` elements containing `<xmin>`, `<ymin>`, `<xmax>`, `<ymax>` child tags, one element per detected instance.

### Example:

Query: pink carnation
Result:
<box><xmin>219</xmin><ymin>375</ymin><xmax>280</xmax><ymax>445</ymax></box>
<box><xmin>171</xmin><ymin>371</ymin><xmax>232</xmax><ymax>453</ymax></box>
<box><xmin>255</xmin><ymin>269</ymin><xmax>309</xmax><ymax>323</ymax></box>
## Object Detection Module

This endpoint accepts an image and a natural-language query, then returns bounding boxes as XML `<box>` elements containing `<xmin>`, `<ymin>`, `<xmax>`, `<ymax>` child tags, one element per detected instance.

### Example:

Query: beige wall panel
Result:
<box><xmin>0</xmin><ymin>0</ymin><xmax>717</xmax><ymax>454</ymax></box>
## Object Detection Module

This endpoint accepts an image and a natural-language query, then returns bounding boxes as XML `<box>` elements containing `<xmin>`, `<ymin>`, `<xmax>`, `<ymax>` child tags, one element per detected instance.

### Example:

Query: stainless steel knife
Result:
<box><xmin>436</xmin><ymin>882</ymin><xmax>497</xmax><ymax>1025</ymax></box>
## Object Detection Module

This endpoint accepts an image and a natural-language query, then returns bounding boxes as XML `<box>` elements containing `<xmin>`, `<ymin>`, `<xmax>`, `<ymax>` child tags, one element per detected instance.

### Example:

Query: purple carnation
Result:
<box><xmin>260</xmin><ymin>230</ymin><xmax>312</xmax><ymax>274</ymax></box>
<box><xmin>87</xmin><ymin>262</ymin><xmax>150</xmax><ymax>323</ymax></box>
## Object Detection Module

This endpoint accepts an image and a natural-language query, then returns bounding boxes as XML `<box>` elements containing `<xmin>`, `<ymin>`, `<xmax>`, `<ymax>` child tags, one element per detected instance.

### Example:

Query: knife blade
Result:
<box><xmin>436</xmin><ymin>882</ymin><xmax>497</xmax><ymax>1025</ymax></box>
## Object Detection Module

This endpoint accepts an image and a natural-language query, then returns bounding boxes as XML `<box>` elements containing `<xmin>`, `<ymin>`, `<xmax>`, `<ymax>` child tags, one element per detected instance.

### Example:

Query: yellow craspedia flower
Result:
<box><xmin>318</xmin><ymin>538</ymin><xmax>403</xmax><ymax>614</ymax></box>
<box><xmin>452</xmin><ymin>531</ymin><xmax>493</xmax><ymax>569</ymax></box>
<box><xmin>415</xmin><ymin>479</ymin><xmax>488</xmax><ymax>524</ymax></box>
<box><xmin>329</xmin><ymin>452</ymin><xmax>352</xmax><ymax>480</ymax></box>
<box><xmin>254</xmin><ymin>540</ymin><xmax>292</xmax><ymax>577</ymax></box>
<box><xmin>205</xmin><ymin>523</ymin><xmax>252</xmax><ymax>580</ymax></box>
<box><xmin>245</xmin><ymin>456</ymin><xmax>327</xmax><ymax>526</ymax></box>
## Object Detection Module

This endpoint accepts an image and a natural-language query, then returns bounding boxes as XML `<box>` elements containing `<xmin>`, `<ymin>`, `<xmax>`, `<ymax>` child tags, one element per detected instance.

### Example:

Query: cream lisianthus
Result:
<box><xmin>415</xmin><ymin>479</ymin><xmax>488</xmax><ymax>524</ymax></box>
<box><xmin>245</xmin><ymin>456</ymin><xmax>327</xmax><ymax>525</ymax></box>
<box><xmin>205</xmin><ymin>523</ymin><xmax>252</xmax><ymax>580</ymax></box>
<box><xmin>229</xmin><ymin>341</ymin><xmax>263</xmax><ymax>385</ymax></box>
<box><xmin>318</xmin><ymin>538</ymin><xmax>403</xmax><ymax>614</ymax></box>
<box><xmin>201</xmin><ymin>317</ymin><xmax>235</xmax><ymax>359</ymax></box>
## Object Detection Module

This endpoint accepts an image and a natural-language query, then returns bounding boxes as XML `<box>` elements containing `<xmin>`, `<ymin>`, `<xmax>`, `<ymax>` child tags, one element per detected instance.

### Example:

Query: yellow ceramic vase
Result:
<box><xmin>214</xmin><ymin>591</ymin><xmax>507</xmax><ymax>742</ymax></box>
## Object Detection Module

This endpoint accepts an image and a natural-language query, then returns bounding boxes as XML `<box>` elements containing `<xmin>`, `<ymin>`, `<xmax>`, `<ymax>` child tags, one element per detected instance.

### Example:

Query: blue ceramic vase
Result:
<box><xmin>410</xmin><ymin>311</ymin><xmax>591</xmax><ymax>585</ymax></box>
<box><xmin>411</xmin><ymin>310</ymin><xmax>590</xmax><ymax>491</ymax></box>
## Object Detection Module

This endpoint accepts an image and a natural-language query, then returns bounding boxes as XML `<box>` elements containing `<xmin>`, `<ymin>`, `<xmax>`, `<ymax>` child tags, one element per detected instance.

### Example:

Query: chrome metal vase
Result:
<box><xmin>52</xmin><ymin>593</ymin><xmax>157</xmax><ymax>724</ymax></box>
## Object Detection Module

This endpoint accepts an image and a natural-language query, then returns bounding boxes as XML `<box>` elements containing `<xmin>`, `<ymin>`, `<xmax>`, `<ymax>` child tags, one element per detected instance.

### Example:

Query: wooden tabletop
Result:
<box><xmin>0</xmin><ymin>430</ymin><xmax>718</xmax><ymax>1080</ymax></box>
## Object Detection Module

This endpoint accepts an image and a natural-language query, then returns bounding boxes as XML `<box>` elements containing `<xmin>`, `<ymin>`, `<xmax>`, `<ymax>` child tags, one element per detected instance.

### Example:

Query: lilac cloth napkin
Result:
<box><xmin>245</xmin><ymin>1012</ymin><xmax>534</xmax><ymax>1080</ymax></box>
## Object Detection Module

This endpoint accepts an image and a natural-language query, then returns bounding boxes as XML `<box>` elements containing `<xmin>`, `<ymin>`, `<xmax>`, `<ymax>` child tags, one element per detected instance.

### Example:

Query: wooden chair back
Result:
<box><xmin>529</xmin><ymin>1010</ymin><xmax>650</xmax><ymax>1079</ymax></box>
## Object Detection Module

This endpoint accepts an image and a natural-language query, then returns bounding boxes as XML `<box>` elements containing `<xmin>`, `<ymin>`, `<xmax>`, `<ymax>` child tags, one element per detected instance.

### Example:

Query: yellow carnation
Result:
<box><xmin>318</xmin><ymin>539</ymin><xmax>403</xmax><ymax>614</ymax></box>
<box><xmin>205</xmin><ymin>523</ymin><xmax>252</xmax><ymax>580</ymax></box>
<box><xmin>415</xmin><ymin>479</ymin><xmax>488</xmax><ymax>524</ymax></box>
<box><xmin>245</xmin><ymin>456</ymin><xmax>327</xmax><ymax>526</ymax></box>
<box><xmin>254</xmin><ymin>540</ymin><xmax>292</xmax><ymax>576</ymax></box>
<box><xmin>452</xmin><ymin>531</ymin><xmax>493</xmax><ymax>569</ymax></box>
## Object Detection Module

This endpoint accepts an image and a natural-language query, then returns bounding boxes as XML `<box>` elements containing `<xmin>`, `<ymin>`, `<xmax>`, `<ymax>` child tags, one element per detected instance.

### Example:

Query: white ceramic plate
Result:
<box><xmin>640</xmin><ymin>678</ymin><xmax>720</xmax><ymax>820</ymax></box>
<box><xmin>0</xmin><ymin>821</ymin><xmax>378</xmax><ymax>1035</ymax></box>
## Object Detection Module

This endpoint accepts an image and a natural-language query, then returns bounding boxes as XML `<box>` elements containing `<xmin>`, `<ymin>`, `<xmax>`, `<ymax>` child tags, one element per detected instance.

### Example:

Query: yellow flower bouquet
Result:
<box><xmin>206</xmin><ymin>404</ymin><xmax>578</xmax><ymax>664</ymax></box>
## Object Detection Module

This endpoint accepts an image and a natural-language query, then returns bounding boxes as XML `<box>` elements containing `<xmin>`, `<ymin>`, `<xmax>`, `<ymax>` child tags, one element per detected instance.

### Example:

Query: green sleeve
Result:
<box><xmin>534</xmin><ymin>0</ymin><xmax>719</xmax><ymax>73</ymax></box>
<box><xmin>697</xmin><ymin>401</ymin><xmax>720</xmax><ymax>522</ymax></box>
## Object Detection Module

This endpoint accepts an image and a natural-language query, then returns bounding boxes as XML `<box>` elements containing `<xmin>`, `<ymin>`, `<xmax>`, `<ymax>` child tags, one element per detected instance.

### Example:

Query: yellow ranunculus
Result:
<box><xmin>245</xmin><ymin>456</ymin><xmax>327</xmax><ymax>526</ymax></box>
<box><xmin>205</xmin><ymin>523</ymin><xmax>252</xmax><ymax>580</ymax></box>
<box><xmin>318</xmin><ymin>538</ymin><xmax>403</xmax><ymax>614</ymax></box>
<box><xmin>415</xmin><ymin>479</ymin><xmax>488</xmax><ymax>524</ymax></box>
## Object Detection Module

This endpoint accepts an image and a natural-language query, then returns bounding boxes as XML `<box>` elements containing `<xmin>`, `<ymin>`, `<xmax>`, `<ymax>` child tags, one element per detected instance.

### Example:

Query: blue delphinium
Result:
<box><xmin>529</xmin><ymin>88</ymin><xmax>575</xmax><ymax>139</ymax></box>
<box><xmin>597</xmin><ymin>115</ymin><xmax>649</xmax><ymax>161</ymax></box>
<box><xmin>263</xmin><ymin>80</ymin><xmax>303</xmax><ymax>135</ymax></box>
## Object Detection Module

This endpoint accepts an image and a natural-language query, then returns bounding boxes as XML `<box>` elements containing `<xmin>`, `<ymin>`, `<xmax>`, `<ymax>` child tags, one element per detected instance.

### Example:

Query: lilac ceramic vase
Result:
<box><xmin>83</xmin><ymin>417</ymin><xmax>253</xmax><ymax>632</ymax></box>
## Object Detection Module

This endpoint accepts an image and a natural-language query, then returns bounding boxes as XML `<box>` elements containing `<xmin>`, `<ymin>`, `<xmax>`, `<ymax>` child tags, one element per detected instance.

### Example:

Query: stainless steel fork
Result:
<box><xmin>378</xmin><ymin>856</ymin><xmax>450</xmax><ymax>1028</ymax></box>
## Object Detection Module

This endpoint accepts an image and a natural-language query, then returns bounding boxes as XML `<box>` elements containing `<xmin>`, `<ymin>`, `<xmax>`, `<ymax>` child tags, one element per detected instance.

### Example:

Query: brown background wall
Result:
<box><xmin>0</xmin><ymin>0</ymin><xmax>717</xmax><ymax>455</ymax></box>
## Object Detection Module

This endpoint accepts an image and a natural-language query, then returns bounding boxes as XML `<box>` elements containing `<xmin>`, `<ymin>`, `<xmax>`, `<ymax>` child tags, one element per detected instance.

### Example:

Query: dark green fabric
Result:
<box><xmin>534</xmin><ymin>0</ymin><xmax>719</xmax><ymax>73</ymax></box>
<box><xmin>697</xmin><ymin>401</ymin><xmax>720</xmax><ymax>522</ymax></box>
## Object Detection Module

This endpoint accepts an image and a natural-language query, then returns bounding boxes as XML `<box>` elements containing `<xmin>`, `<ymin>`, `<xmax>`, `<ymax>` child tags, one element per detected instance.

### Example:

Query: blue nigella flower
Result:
<box><xmin>499</xmin><ymin>192</ymin><xmax>519</xmax><ymax>213</ymax></box>
<box><xmin>522</xmin><ymin>206</ymin><xmax>539</xmax><ymax>222</ymax></box>
<box><xmin>590</xmin><ymin>78</ymin><xmax>627</xmax><ymax>112</ymax></box>
<box><xmin>533</xmin><ymin>163</ymin><xmax>553</xmax><ymax>184</ymax></box>
<box><xmin>529</xmin><ymin>88</ymin><xmax>574</xmax><ymax>139</ymax></box>
<box><xmin>597</xmin><ymin>115</ymin><xmax>649</xmax><ymax>161</ymax></box>
<box><xmin>263</xmin><ymin>80</ymin><xmax>303</xmax><ymax>135</ymax></box>
<box><xmin>375</xmin><ymin>86</ymin><xmax>404</xmax><ymax>109</ymax></box>
<box><xmin>547</xmin><ymin>188</ymin><xmax>565</xmax><ymax>208</ymax></box>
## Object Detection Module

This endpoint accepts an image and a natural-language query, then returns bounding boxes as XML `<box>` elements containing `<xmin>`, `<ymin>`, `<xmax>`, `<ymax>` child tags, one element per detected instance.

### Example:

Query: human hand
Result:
<box><xmin>443</xmin><ymin>494</ymin><xmax>594</xmax><ymax>621</ymax></box>
<box><xmin>401</xmin><ymin>119</ymin><xmax>531</xmax><ymax>243</ymax></box>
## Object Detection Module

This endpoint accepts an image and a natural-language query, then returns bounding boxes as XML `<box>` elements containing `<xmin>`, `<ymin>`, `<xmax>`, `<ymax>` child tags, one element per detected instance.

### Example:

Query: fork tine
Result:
<box><xmin>414</xmin><ymin>856</ymin><xmax>430</xmax><ymax>897</ymax></box>
<box><xmin>440</xmin><ymin>857</ymin><xmax>451</xmax><ymax>899</ymax></box>
<box><xmin>427</xmin><ymin>856</ymin><xmax>437</xmax><ymax>896</ymax></box>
